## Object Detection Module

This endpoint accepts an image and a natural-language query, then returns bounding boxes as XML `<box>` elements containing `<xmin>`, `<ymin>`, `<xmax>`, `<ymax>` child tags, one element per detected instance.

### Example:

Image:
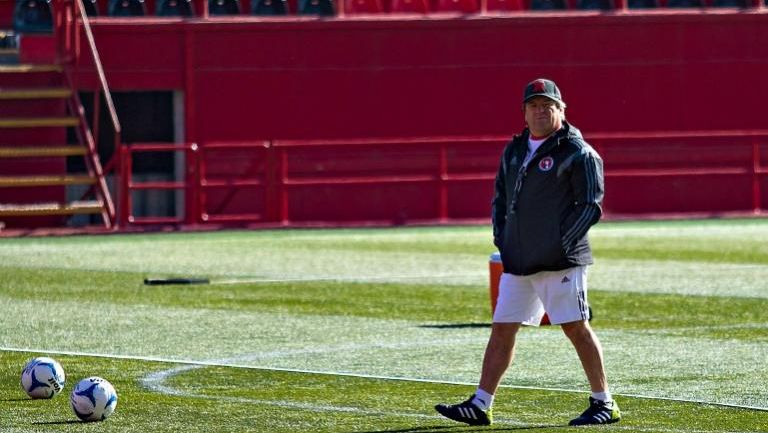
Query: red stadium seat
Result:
<box><xmin>345</xmin><ymin>0</ymin><xmax>383</xmax><ymax>13</ymax></box>
<box><xmin>485</xmin><ymin>0</ymin><xmax>524</xmax><ymax>10</ymax></box>
<box><xmin>435</xmin><ymin>0</ymin><xmax>478</xmax><ymax>12</ymax></box>
<box><xmin>389</xmin><ymin>0</ymin><xmax>428</xmax><ymax>12</ymax></box>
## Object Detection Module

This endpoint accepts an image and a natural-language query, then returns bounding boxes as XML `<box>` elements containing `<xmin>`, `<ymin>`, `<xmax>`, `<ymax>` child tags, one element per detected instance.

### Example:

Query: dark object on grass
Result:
<box><xmin>143</xmin><ymin>278</ymin><xmax>210</xmax><ymax>285</ymax></box>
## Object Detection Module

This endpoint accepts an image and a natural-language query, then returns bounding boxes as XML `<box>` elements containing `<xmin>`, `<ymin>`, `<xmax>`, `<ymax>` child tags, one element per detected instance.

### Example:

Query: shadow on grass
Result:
<box><xmin>355</xmin><ymin>424</ymin><xmax>567</xmax><ymax>432</ymax></box>
<box><xmin>419</xmin><ymin>323</ymin><xmax>491</xmax><ymax>329</ymax></box>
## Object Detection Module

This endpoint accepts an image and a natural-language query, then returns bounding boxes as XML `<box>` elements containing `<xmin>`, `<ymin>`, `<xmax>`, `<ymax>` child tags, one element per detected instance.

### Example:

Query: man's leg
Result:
<box><xmin>560</xmin><ymin>320</ymin><xmax>606</xmax><ymax>393</ymax></box>
<box><xmin>434</xmin><ymin>322</ymin><xmax>521</xmax><ymax>426</ymax></box>
<box><xmin>561</xmin><ymin>320</ymin><xmax>621</xmax><ymax>425</ymax></box>
<box><xmin>436</xmin><ymin>271</ymin><xmax>538</xmax><ymax>426</ymax></box>
<box><xmin>479</xmin><ymin>322</ymin><xmax>521</xmax><ymax>394</ymax></box>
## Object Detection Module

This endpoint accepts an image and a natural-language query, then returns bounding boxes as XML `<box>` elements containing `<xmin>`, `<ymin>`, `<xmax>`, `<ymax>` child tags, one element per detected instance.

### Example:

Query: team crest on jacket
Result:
<box><xmin>538</xmin><ymin>156</ymin><xmax>555</xmax><ymax>172</ymax></box>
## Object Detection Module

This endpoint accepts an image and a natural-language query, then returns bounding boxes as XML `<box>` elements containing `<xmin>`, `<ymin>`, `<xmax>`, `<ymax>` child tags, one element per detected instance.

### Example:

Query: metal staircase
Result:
<box><xmin>0</xmin><ymin>55</ymin><xmax>114</xmax><ymax>229</ymax></box>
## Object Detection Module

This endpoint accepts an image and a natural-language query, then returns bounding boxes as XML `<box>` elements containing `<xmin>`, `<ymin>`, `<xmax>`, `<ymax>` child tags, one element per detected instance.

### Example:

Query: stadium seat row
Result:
<box><xmin>343</xmin><ymin>0</ymin><xmax>759</xmax><ymax>12</ymax></box>
<box><xmin>9</xmin><ymin>0</ymin><xmax>762</xmax><ymax>32</ymax></box>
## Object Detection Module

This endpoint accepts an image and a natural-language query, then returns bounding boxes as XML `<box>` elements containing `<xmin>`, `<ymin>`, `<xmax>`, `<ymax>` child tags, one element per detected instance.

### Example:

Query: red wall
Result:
<box><xmin>76</xmin><ymin>13</ymin><xmax>768</xmax><ymax>141</ymax></box>
<box><xmin>70</xmin><ymin>12</ymin><xmax>768</xmax><ymax>224</ymax></box>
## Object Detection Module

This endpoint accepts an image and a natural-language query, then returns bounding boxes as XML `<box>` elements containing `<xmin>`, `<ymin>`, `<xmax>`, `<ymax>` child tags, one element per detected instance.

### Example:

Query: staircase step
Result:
<box><xmin>0</xmin><ymin>64</ymin><xmax>61</xmax><ymax>73</ymax></box>
<box><xmin>0</xmin><ymin>175</ymin><xmax>95</xmax><ymax>187</ymax></box>
<box><xmin>0</xmin><ymin>200</ymin><xmax>103</xmax><ymax>217</ymax></box>
<box><xmin>0</xmin><ymin>117</ymin><xmax>79</xmax><ymax>128</ymax></box>
<box><xmin>0</xmin><ymin>146</ymin><xmax>87</xmax><ymax>158</ymax></box>
<box><xmin>0</xmin><ymin>87</ymin><xmax>71</xmax><ymax>99</ymax></box>
<box><xmin>0</xmin><ymin>48</ymin><xmax>19</xmax><ymax>63</ymax></box>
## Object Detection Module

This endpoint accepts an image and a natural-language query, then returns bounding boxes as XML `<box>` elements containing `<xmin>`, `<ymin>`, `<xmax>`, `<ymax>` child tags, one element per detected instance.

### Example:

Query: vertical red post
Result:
<box><xmin>197</xmin><ymin>0</ymin><xmax>208</xmax><ymax>16</ymax></box>
<box><xmin>91</xmin><ymin>92</ymin><xmax>101</xmax><ymax>145</ymax></box>
<box><xmin>117</xmin><ymin>145</ymin><xmax>132</xmax><ymax>227</ymax></box>
<box><xmin>753</xmin><ymin>139</ymin><xmax>762</xmax><ymax>214</ymax></box>
<box><xmin>53</xmin><ymin>0</ymin><xmax>65</xmax><ymax>63</ymax></box>
<box><xmin>182</xmin><ymin>27</ymin><xmax>200</xmax><ymax>223</ymax></box>
<box><xmin>183</xmin><ymin>27</ymin><xmax>197</xmax><ymax>176</ymax></box>
<box><xmin>184</xmin><ymin>143</ymin><xmax>200</xmax><ymax>225</ymax></box>
<box><xmin>74</xmin><ymin>0</ymin><xmax>80</xmax><ymax>63</ymax></box>
<box><xmin>279</xmin><ymin>148</ymin><xmax>289</xmax><ymax>225</ymax></box>
<box><xmin>438</xmin><ymin>142</ymin><xmax>448</xmax><ymax>222</ymax></box>
<box><xmin>265</xmin><ymin>141</ymin><xmax>279</xmax><ymax>223</ymax></box>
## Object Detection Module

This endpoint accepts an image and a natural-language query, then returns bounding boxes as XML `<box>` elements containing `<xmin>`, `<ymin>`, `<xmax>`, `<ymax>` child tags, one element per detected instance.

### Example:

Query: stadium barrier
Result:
<box><xmin>117</xmin><ymin>130</ymin><xmax>767</xmax><ymax>228</ymax></box>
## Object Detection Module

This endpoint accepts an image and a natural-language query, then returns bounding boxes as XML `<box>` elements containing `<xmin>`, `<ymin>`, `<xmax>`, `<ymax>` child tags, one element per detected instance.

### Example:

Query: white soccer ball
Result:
<box><xmin>70</xmin><ymin>377</ymin><xmax>118</xmax><ymax>422</ymax></box>
<box><xmin>20</xmin><ymin>357</ymin><xmax>66</xmax><ymax>399</ymax></box>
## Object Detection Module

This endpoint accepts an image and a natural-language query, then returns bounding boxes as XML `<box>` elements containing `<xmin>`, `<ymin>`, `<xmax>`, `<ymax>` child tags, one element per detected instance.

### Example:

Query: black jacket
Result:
<box><xmin>491</xmin><ymin>121</ymin><xmax>604</xmax><ymax>276</ymax></box>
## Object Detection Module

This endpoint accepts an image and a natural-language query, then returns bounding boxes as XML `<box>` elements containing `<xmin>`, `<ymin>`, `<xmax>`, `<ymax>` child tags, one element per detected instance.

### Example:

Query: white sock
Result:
<box><xmin>472</xmin><ymin>388</ymin><xmax>494</xmax><ymax>411</ymax></box>
<box><xmin>591</xmin><ymin>391</ymin><xmax>612</xmax><ymax>404</ymax></box>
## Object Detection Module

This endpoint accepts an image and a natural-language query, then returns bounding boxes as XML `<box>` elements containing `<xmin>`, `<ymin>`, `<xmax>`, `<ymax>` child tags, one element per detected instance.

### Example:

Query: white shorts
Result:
<box><xmin>493</xmin><ymin>266</ymin><xmax>590</xmax><ymax>326</ymax></box>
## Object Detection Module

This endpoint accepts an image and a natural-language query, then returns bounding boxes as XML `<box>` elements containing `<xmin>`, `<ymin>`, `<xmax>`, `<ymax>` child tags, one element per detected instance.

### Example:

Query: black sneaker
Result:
<box><xmin>569</xmin><ymin>397</ymin><xmax>621</xmax><ymax>426</ymax></box>
<box><xmin>435</xmin><ymin>395</ymin><xmax>493</xmax><ymax>426</ymax></box>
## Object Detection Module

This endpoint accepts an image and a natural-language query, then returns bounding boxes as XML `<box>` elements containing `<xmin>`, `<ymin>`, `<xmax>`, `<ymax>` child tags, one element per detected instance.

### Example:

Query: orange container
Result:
<box><xmin>488</xmin><ymin>252</ymin><xmax>503</xmax><ymax>315</ymax></box>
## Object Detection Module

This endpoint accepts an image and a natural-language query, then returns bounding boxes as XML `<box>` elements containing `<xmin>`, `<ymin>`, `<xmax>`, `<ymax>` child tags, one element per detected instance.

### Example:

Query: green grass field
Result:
<box><xmin>1</xmin><ymin>219</ymin><xmax>767</xmax><ymax>432</ymax></box>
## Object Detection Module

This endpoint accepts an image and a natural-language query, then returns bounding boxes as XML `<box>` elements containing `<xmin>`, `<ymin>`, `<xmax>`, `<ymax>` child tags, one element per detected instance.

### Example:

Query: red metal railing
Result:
<box><xmin>590</xmin><ymin>130</ymin><xmax>768</xmax><ymax>216</ymax></box>
<box><xmin>117</xmin><ymin>131</ymin><xmax>767</xmax><ymax>227</ymax></box>
<box><xmin>117</xmin><ymin>143</ymin><xmax>196</xmax><ymax>225</ymax></box>
<box><xmin>270</xmin><ymin>136</ymin><xmax>504</xmax><ymax>225</ymax></box>
<box><xmin>55</xmin><ymin>0</ymin><xmax>120</xmax><ymax>228</ymax></box>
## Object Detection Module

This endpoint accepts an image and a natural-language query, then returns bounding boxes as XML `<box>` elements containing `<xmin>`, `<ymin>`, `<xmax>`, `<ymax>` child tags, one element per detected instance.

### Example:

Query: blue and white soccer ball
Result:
<box><xmin>70</xmin><ymin>377</ymin><xmax>118</xmax><ymax>422</ymax></box>
<box><xmin>20</xmin><ymin>357</ymin><xmax>66</xmax><ymax>399</ymax></box>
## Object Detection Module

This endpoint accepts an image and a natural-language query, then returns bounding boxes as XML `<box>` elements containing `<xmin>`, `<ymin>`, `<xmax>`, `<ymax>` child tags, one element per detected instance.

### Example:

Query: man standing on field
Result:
<box><xmin>435</xmin><ymin>78</ymin><xmax>620</xmax><ymax>426</ymax></box>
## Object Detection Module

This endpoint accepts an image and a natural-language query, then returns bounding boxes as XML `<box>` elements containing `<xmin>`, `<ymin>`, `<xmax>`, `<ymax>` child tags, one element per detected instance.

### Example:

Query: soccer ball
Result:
<box><xmin>20</xmin><ymin>357</ymin><xmax>66</xmax><ymax>399</ymax></box>
<box><xmin>70</xmin><ymin>377</ymin><xmax>118</xmax><ymax>422</ymax></box>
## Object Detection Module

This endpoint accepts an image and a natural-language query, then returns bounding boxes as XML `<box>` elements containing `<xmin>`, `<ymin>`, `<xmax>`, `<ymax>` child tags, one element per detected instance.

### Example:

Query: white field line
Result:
<box><xmin>3</xmin><ymin>345</ymin><xmax>767</xmax><ymax>414</ymax></box>
<box><xmin>629</xmin><ymin>323</ymin><xmax>768</xmax><ymax>333</ymax></box>
<box><xmin>143</xmin><ymin>366</ymin><xmax>533</xmax><ymax>426</ymax></box>
<box><xmin>138</xmin><ymin>369</ymin><xmax>744</xmax><ymax>433</ymax></box>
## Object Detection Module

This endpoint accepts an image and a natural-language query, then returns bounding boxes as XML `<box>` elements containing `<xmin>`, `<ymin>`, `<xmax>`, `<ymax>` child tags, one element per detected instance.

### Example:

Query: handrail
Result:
<box><xmin>73</xmin><ymin>0</ymin><xmax>124</xmax><ymax>228</ymax></box>
<box><xmin>54</xmin><ymin>0</ymin><xmax>122</xmax><ymax>227</ymax></box>
<box><xmin>69</xmin><ymin>0</ymin><xmax>122</xmax><ymax>137</ymax></box>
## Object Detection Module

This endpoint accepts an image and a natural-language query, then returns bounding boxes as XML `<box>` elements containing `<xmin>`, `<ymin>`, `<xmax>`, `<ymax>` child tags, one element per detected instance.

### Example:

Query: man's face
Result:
<box><xmin>523</xmin><ymin>96</ymin><xmax>563</xmax><ymax>137</ymax></box>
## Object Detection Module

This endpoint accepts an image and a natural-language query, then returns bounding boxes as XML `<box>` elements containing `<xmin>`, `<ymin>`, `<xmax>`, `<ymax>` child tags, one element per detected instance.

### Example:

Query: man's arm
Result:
<box><xmin>491</xmin><ymin>147</ymin><xmax>509</xmax><ymax>251</ymax></box>
<box><xmin>561</xmin><ymin>148</ymin><xmax>604</xmax><ymax>252</ymax></box>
